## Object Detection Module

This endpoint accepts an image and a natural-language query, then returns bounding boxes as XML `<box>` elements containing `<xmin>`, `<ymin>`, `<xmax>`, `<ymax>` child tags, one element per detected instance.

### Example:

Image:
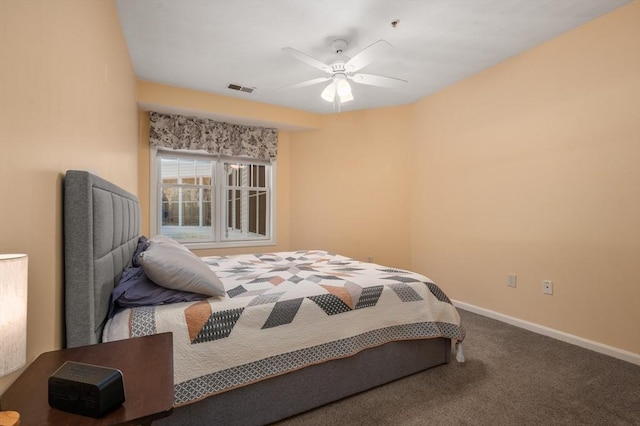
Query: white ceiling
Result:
<box><xmin>116</xmin><ymin>0</ymin><xmax>631</xmax><ymax>116</ymax></box>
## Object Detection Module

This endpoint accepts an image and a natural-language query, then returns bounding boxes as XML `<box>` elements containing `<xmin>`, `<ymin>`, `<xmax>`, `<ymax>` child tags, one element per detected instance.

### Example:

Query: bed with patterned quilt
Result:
<box><xmin>63</xmin><ymin>170</ymin><xmax>465</xmax><ymax>425</ymax></box>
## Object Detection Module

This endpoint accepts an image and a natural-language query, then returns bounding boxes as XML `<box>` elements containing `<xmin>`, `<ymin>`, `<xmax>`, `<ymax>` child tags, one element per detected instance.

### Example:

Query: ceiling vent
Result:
<box><xmin>227</xmin><ymin>83</ymin><xmax>256</xmax><ymax>94</ymax></box>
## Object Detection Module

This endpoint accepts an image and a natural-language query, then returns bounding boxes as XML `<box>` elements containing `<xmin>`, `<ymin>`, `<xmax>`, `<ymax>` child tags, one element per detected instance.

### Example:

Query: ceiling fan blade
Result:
<box><xmin>345</xmin><ymin>40</ymin><xmax>392</xmax><ymax>72</ymax></box>
<box><xmin>281</xmin><ymin>47</ymin><xmax>331</xmax><ymax>72</ymax></box>
<box><xmin>278</xmin><ymin>77</ymin><xmax>331</xmax><ymax>90</ymax></box>
<box><xmin>350</xmin><ymin>73</ymin><xmax>408</xmax><ymax>88</ymax></box>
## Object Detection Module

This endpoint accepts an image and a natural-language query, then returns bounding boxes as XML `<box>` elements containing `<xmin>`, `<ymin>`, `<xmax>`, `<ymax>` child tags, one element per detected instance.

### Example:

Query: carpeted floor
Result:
<box><xmin>276</xmin><ymin>309</ymin><xmax>640</xmax><ymax>425</ymax></box>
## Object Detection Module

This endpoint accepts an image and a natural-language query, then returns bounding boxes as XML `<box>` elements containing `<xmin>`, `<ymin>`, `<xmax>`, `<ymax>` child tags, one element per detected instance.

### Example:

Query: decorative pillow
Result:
<box><xmin>108</xmin><ymin>266</ymin><xmax>207</xmax><ymax>318</ymax></box>
<box><xmin>147</xmin><ymin>234</ymin><xmax>190</xmax><ymax>252</ymax></box>
<box><xmin>138</xmin><ymin>242</ymin><xmax>225</xmax><ymax>297</ymax></box>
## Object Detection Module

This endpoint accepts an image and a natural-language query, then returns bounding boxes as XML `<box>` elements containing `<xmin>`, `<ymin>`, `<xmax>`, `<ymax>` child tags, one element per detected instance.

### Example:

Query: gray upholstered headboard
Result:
<box><xmin>64</xmin><ymin>170</ymin><xmax>140</xmax><ymax>348</ymax></box>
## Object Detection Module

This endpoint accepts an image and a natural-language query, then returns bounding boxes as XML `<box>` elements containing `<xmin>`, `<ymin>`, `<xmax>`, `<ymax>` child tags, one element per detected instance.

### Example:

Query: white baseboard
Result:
<box><xmin>452</xmin><ymin>300</ymin><xmax>640</xmax><ymax>366</ymax></box>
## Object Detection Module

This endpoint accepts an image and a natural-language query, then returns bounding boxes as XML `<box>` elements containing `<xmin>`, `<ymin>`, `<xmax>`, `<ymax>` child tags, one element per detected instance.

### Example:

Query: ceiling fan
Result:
<box><xmin>281</xmin><ymin>39</ymin><xmax>407</xmax><ymax>105</ymax></box>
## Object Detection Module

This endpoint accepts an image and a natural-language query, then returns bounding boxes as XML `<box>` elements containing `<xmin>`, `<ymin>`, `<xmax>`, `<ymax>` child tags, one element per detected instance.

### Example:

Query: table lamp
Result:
<box><xmin>0</xmin><ymin>254</ymin><xmax>28</xmax><ymax>426</ymax></box>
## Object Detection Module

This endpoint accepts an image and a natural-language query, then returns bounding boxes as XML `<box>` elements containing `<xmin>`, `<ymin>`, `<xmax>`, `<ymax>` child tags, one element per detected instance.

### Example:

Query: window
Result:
<box><xmin>153</xmin><ymin>149</ymin><xmax>274</xmax><ymax>248</ymax></box>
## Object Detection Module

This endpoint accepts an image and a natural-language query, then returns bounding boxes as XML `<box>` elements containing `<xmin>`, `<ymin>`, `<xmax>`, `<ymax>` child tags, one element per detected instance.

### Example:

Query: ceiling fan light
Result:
<box><xmin>336</xmin><ymin>77</ymin><xmax>351</xmax><ymax>97</ymax></box>
<box><xmin>339</xmin><ymin>91</ymin><xmax>354</xmax><ymax>103</ymax></box>
<box><xmin>321</xmin><ymin>82</ymin><xmax>336</xmax><ymax>102</ymax></box>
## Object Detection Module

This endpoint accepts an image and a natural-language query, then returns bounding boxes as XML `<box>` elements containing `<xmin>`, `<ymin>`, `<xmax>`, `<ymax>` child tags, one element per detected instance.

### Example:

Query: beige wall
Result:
<box><xmin>137</xmin><ymin>80</ymin><xmax>321</xmax><ymax>131</ymax></box>
<box><xmin>287</xmin><ymin>3</ymin><xmax>639</xmax><ymax>355</ymax></box>
<box><xmin>131</xmin><ymin>3</ymin><xmax>639</xmax><ymax>358</ymax></box>
<box><xmin>1</xmin><ymin>1</ymin><xmax>636</xmax><ymax>401</ymax></box>
<box><xmin>0</xmin><ymin>0</ymin><xmax>138</xmax><ymax>393</ymax></box>
<box><xmin>410</xmin><ymin>2</ymin><xmax>639</xmax><ymax>354</ymax></box>
<box><xmin>135</xmin><ymin>89</ymin><xmax>413</xmax><ymax>266</ymax></box>
<box><xmin>289</xmin><ymin>107</ymin><xmax>413</xmax><ymax>269</ymax></box>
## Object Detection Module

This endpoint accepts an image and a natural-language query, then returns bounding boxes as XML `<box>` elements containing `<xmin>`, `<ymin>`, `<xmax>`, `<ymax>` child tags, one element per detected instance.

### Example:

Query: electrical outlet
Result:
<box><xmin>507</xmin><ymin>274</ymin><xmax>517</xmax><ymax>288</ymax></box>
<box><xmin>367</xmin><ymin>256</ymin><xmax>373</xmax><ymax>263</ymax></box>
<box><xmin>543</xmin><ymin>280</ymin><xmax>553</xmax><ymax>295</ymax></box>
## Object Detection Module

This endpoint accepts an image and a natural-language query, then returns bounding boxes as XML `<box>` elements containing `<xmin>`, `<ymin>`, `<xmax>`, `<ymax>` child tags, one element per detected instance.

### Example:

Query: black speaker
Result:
<box><xmin>48</xmin><ymin>361</ymin><xmax>125</xmax><ymax>418</ymax></box>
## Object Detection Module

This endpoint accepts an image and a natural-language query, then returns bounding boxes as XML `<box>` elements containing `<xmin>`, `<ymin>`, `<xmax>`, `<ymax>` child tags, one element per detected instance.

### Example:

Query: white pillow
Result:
<box><xmin>148</xmin><ymin>234</ymin><xmax>191</xmax><ymax>252</ymax></box>
<box><xmin>138</xmin><ymin>242</ymin><xmax>225</xmax><ymax>297</ymax></box>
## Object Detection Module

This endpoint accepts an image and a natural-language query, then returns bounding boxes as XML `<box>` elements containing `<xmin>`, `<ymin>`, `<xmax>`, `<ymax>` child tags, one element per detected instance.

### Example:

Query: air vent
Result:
<box><xmin>227</xmin><ymin>83</ymin><xmax>256</xmax><ymax>94</ymax></box>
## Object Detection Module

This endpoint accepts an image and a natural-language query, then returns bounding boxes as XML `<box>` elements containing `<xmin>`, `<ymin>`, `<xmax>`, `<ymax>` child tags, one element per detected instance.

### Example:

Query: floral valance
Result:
<box><xmin>149</xmin><ymin>111</ymin><xmax>278</xmax><ymax>161</ymax></box>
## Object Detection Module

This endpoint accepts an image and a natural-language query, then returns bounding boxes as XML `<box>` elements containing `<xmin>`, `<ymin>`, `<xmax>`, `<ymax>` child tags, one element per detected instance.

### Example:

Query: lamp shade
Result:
<box><xmin>336</xmin><ymin>77</ymin><xmax>351</xmax><ymax>97</ymax></box>
<box><xmin>0</xmin><ymin>254</ymin><xmax>28</xmax><ymax>376</ymax></box>
<box><xmin>320</xmin><ymin>81</ymin><xmax>336</xmax><ymax>102</ymax></box>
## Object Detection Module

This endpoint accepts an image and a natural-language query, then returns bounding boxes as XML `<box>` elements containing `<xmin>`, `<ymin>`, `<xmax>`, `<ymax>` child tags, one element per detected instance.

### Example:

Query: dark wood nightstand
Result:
<box><xmin>0</xmin><ymin>333</ymin><xmax>174</xmax><ymax>425</ymax></box>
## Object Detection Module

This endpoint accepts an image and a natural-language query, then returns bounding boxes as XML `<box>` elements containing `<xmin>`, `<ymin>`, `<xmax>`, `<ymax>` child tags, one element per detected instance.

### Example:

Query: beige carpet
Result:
<box><xmin>276</xmin><ymin>309</ymin><xmax>640</xmax><ymax>425</ymax></box>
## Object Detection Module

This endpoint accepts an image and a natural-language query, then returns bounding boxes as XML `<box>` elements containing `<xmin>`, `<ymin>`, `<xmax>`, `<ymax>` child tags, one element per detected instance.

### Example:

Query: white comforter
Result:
<box><xmin>103</xmin><ymin>250</ymin><xmax>465</xmax><ymax>406</ymax></box>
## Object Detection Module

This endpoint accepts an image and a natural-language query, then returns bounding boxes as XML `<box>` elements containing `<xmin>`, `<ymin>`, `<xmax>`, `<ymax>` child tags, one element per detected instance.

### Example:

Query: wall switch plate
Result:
<box><xmin>507</xmin><ymin>274</ymin><xmax>517</xmax><ymax>288</ymax></box>
<box><xmin>543</xmin><ymin>280</ymin><xmax>553</xmax><ymax>295</ymax></box>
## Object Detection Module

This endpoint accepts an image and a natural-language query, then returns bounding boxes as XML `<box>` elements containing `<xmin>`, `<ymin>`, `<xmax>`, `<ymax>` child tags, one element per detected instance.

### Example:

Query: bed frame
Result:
<box><xmin>63</xmin><ymin>170</ymin><xmax>451</xmax><ymax>425</ymax></box>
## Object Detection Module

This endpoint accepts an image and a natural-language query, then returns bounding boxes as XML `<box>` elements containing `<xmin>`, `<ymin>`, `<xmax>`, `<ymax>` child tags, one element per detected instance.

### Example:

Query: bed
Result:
<box><xmin>63</xmin><ymin>170</ymin><xmax>465</xmax><ymax>425</ymax></box>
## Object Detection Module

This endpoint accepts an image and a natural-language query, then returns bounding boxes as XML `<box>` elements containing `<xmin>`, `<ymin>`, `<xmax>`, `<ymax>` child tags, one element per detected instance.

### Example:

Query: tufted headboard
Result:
<box><xmin>63</xmin><ymin>170</ymin><xmax>140</xmax><ymax>348</ymax></box>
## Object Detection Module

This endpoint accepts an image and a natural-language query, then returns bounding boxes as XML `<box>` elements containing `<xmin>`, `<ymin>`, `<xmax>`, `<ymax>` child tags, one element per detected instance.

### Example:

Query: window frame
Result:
<box><xmin>150</xmin><ymin>147</ymin><xmax>276</xmax><ymax>249</ymax></box>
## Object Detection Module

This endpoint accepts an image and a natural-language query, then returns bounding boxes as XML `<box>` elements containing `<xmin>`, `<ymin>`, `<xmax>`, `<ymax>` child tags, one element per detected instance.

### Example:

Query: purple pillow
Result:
<box><xmin>132</xmin><ymin>236</ymin><xmax>150</xmax><ymax>267</ymax></box>
<box><xmin>108</xmin><ymin>266</ymin><xmax>207</xmax><ymax>318</ymax></box>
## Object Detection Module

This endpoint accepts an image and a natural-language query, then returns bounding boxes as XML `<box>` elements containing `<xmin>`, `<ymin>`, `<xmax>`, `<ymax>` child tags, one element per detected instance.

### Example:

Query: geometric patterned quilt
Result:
<box><xmin>103</xmin><ymin>250</ymin><xmax>465</xmax><ymax>407</ymax></box>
